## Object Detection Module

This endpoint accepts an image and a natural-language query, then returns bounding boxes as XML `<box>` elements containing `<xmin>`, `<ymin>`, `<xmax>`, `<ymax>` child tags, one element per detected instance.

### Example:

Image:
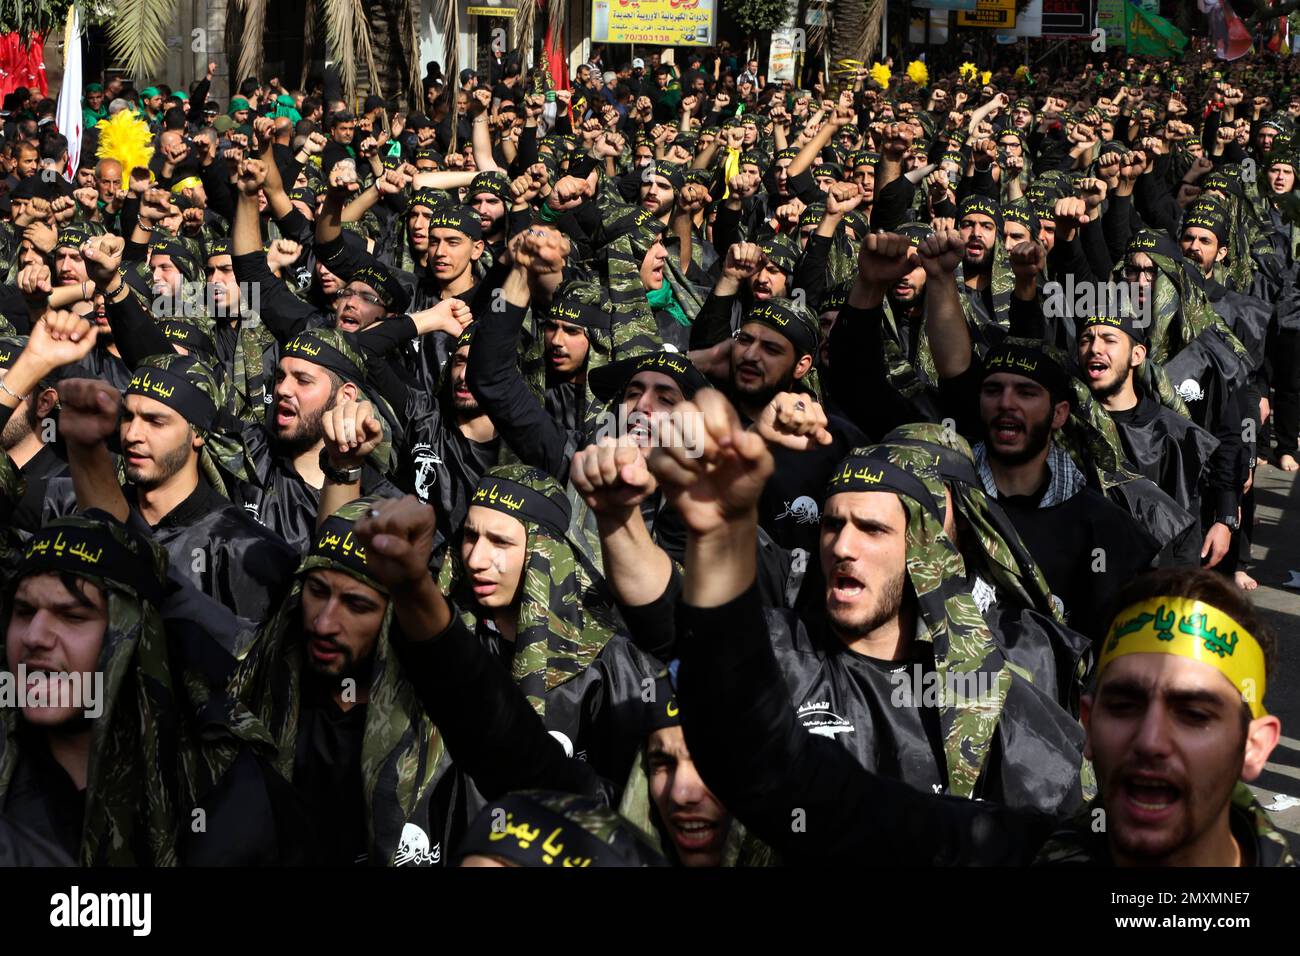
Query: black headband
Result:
<box><xmin>547</xmin><ymin>298</ymin><xmax>611</xmax><ymax>332</ymax></box>
<box><xmin>982</xmin><ymin>344</ymin><xmax>1070</xmax><ymax>399</ymax></box>
<box><xmin>959</xmin><ymin>195</ymin><xmax>1003</xmax><ymax>231</ymax></box>
<box><xmin>825</xmin><ymin>456</ymin><xmax>942</xmax><ymax>521</ymax></box>
<box><xmin>455</xmin><ymin>795</ymin><xmax>618</xmax><ymax>868</ymax></box>
<box><xmin>425</xmin><ymin>206</ymin><xmax>483</xmax><ymax>240</ymax></box>
<box><xmin>159</xmin><ymin>321</ymin><xmax>217</xmax><ymax>357</ymax></box>
<box><xmin>1079</xmin><ymin>314</ymin><xmax>1146</xmax><ymax>345</ymax></box>
<box><xmin>470</xmin><ymin>476</ymin><xmax>571</xmax><ymax>538</ymax></box>
<box><xmin>125</xmin><ymin>366</ymin><xmax>218</xmax><ymax>430</ymax></box>
<box><xmin>310</xmin><ymin>515</ymin><xmax>383</xmax><ymax>591</ymax></box>
<box><xmin>282</xmin><ymin>333</ymin><xmax>365</xmax><ymax>384</ymax></box>
<box><xmin>19</xmin><ymin>523</ymin><xmax>165</xmax><ymax>605</ymax></box>
<box><xmin>745</xmin><ymin>300</ymin><xmax>818</xmax><ymax>359</ymax></box>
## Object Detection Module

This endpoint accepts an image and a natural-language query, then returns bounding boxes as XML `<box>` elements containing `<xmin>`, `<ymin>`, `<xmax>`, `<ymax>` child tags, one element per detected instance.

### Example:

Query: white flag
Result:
<box><xmin>54</xmin><ymin>6</ymin><xmax>83</xmax><ymax>178</ymax></box>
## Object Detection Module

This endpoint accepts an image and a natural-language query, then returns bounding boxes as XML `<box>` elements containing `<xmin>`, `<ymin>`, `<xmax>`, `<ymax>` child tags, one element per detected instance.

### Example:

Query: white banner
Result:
<box><xmin>54</xmin><ymin>6</ymin><xmax>83</xmax><ymax>179</ymax></box>
<box><xmin>1014</xmin><ymin>0</ymin><xmax>1043</xmax><ymax>37</ymax></box>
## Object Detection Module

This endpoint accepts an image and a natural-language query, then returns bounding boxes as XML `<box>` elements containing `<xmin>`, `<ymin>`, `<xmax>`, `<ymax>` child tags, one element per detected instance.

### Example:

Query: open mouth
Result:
<box><xmin>830</xmin><ymin>572</ymin><xmax>864</xmax><ymax>602</ymax></box>
<box><xmin>990</xmin><ymin>417</ymin><xmax>1023</xmax><ymax>442</ymax></box>
<box><xmin>670</xmin><ymin>817</ymin><xmax>720</xmax><ymax>851</ymax></box>
<box><xmin>471</xmin><ymin>578</ymin><xmax>497</xmax><ymax>598</ymax></box>
<box><xmin>965</xmin><ymin>242</ymin><xmax>985</xmax><ymax>257</ymax></box>
<box><xmin>308</xmin><ymin>639</ymin><xmax>342</xmax><ymax>666</ymax></box>
<box><xmin>1122</xmin><ymin>775</ymin><xmax>1182</xmax><ymax>820</ymax></box>
<box><xmin>275</xmin><ymin>404</ymin><xmax>298</xmax><ymax>428</ymax></box>
<box><xmin>1085</xmin><ymin>360</ymin><xmax>1109</xmax><ymax>381</ymax></box>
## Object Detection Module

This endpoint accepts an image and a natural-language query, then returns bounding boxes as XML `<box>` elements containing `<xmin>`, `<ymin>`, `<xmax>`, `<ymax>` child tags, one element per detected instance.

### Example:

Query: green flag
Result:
<box><xmin>1124</xmin><ymin>0</ymin><xmax>1187</xmax><ymax>57</ymax></box>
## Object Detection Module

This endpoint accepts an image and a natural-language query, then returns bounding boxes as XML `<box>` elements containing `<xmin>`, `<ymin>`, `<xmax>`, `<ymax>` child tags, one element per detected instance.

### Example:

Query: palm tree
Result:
<box><xmin>108</xmin><ymin>0</ymin><xmax>174</xmax><ymax>80</ymax></box>
<box><xmin>832</xmin><ymin>0</ymin><xmax>878</xmax><ymax>73</ymax></box>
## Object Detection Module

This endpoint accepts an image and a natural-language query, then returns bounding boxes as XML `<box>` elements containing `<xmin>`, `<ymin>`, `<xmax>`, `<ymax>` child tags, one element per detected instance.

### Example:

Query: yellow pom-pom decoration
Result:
<box><xmin>906</xmin><ymin>60</ymin><xmax>929</xmax><ymax>87</ymax></box>
<box><xmin>95</xmin><ymin>111</ymin><xmax>155</xmax><ymax>189</ymax></box>
<box><xmin>959</xmin><ymin>62</ymin><xmax>978</xmax><ymax>82</ymax></box>
<box><xmin>870</xmin><ymin>62</ymin><xmax>891</xmax><ymax>90</ymax></box>
<box><xmin>1015</xmin><ymin>64</ymin><xmax>1030</xmax><ymax>82</ymax></box>
<box><xmin>980</xmin><ymin>70</ymin><xmax>992</xmax><ymax>86</ymax></box>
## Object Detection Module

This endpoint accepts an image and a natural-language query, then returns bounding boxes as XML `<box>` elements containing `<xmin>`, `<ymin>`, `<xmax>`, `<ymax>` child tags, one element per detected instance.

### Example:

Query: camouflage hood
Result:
<box><xmin>438</xmin><ymin>465</ymin><xmax>620</xmax><ymax>719</ymax></box>
<box><xmin>817</xmin><ymin>446</ymin><xmax>1014</xmax><ymax>798</ymax></box>
<box><xmin>0</xmin><ymin>515</ymin><xmax>271</xmax><ymax>865</ymax></box>
<box><xmin>230</xmin><ymin>497</ymin><xmax>450</xmax><ymax>865</ymax></box>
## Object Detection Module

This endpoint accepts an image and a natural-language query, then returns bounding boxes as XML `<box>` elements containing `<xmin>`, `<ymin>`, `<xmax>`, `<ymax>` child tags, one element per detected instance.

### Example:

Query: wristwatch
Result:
<box><xmin>1216</xmin><ymin>514</ymin><xmax>1240</xmax><ymax>532</ymax></box>
<box><xmin>319</xmin><ymin>447</ymin><xmax>362</xmax><ymax>484</ymax></box>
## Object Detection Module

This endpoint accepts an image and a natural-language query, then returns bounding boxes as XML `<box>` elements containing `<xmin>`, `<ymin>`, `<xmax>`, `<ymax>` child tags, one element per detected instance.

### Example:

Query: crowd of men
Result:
<box><xmin>0</xmin><ymin>39</ymin><xmax>1293</xmax><ymax>867</ymax></box>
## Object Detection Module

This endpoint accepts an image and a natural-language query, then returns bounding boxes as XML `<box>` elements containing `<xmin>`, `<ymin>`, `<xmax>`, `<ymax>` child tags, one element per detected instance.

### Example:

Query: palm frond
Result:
<box><xmin>324</xmin><ymin>0</ymin><xmax>381</xmax><ymax>102</ymax></box>
<box><xmin>301</xmin><ymin>0</ymin><xmax>317</xmax><ymax>88</ymax></box>
<box><xmin>515</xmin><ymin>0</ymin><xmax>536</xmax><ymax>72</ymax></box>
<box><xmin>234</xmin><ymin>0</ymin><xmax>267</xmax><ymax>89</ymax></box>
<box><xmin>434</xmin><ymin>0</ymin><xmax>458</xmax><ymax>148</ymax></box>
<box><xmin>107</xmin><ymin>0</ymin><xmax>172</xmax><ymax>81</ymax></box>
<box><xmin>405</xmin><ymin>0</ymin><xmax>423</xmax><ymax>109</ymax></box>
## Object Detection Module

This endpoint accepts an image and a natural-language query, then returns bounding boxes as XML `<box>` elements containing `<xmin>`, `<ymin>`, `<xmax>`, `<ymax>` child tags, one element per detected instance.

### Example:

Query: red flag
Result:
<box><xmin>1199</xmin><ymin>0</ymin><xmax>1253</xmax><ymax>61</ymax></box>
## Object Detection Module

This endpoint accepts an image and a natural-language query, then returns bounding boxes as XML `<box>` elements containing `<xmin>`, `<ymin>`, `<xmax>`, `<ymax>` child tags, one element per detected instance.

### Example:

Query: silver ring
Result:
<box><xmin>794</xmin><ymin>400</ymin><xmax>807</xmax><ymax>412</ymax></box>
<box><xmin>367</xmin><ymin>508</ymin><xmax>381</xmax><ymax>519</ymax></box>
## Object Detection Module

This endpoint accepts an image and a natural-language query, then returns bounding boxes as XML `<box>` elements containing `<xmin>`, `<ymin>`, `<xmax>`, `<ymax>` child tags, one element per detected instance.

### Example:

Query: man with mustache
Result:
<box><xmin>915</xmin><ymin>228</ymin><xmax>1158</xmax><ymax>640</ymax></box>
<box><xmin>1075</xmin><ymin>313</ymin><xmax>1218</xmax><ymax>568</ymax></box>
<box><xmin>1259</xmin><ymin>152</ymin><xmax>1300</xmax><ymax>472</ymax></box>
<box><xmin>661</xmin><ymin>392</ymin><xmax>1291</xmax><ymax>867</ymax></box>
<box><xmin>1176</xmin><ymin>200</ymin><xmax>1269</xmax><ymax>586</ymax></box>
<box><xmin>402</xmin><ymin>328</ymin><xmax>500</xmax><ymax>557</ymax></box>
<box><xmin>52</xmin><ymin>359</ymin><xmax>296</xmax><ymax>644</ymax></box>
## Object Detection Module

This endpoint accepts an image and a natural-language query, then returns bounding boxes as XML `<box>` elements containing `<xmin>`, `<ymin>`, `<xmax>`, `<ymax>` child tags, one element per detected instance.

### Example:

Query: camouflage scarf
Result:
<box><xmin>0</xmin><ymin>446</ymin><xmax>23</xmax><ymax>571</ymax></box>
<box><xmin>0</xmin><ymin>516</ymin><xmax>270</xmax><ymax>865</ymax></box>
<box><xmin>1128</xmin><ymin>230</ymin><xmax>1249</xmax><ymax>368</ymax></box>
<box><xmin>230</xmin><ymin>497</ymin><xmax>450</xmax><ymax>865</ymax></box>
<box><xmin>437</xmin><ymin>465</ymin><xmax>620</xmax><ymax>719</ymax></box>
<box><xmin>822</xmin><ymin>448</ymin><xmax>1013</xmax><ymax>798</ymax></box>
<box><xmin>880</xmin><ymin>423</ymin><xmax>1061</xmax><ymax>622</ymax></box>
<box><xmin>126</xmin><ymin>352</ymin><xmax>254</xmax><ymax>497</ymax></box>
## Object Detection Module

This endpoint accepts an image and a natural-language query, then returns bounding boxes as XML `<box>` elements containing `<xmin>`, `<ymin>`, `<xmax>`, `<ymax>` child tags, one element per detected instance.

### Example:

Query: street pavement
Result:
<box><xmin>1243</xmin><ymin>463</ymin><xmax>1300</xmax><ymax>841</ymax></box>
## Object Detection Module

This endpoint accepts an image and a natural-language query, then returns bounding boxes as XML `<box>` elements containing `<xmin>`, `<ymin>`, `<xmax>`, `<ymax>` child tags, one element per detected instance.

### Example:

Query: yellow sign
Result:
<box><xmin>468</xmin><ymin>5</ymin><xmax>516</xmax><ymax>16</ymax></box>
<box><xmin>593</xmin><ymin>0</ymin><xmax>716</xmax><ymax>46</ymax></box>
<box><xmin>956</xmin><ymin>0</ymin><xmax>1015</xmax><ymax>29</ymax></box>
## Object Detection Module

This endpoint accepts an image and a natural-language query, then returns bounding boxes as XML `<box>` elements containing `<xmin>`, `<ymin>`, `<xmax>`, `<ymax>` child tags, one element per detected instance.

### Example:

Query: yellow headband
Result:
<box><xmin>1101</xmin><ymin>597</ymin><xmax>1268</xmax><ymax>719</ymax></box>
<box><xmin>171</xmin><ymin>175</ymin><xmax>203</xmax><ymax>195</ymax></box>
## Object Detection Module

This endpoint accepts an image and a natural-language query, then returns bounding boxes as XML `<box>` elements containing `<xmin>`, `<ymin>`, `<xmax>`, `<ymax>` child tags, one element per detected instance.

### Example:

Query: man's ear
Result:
<box><xmin>337</xmin><ymin>381</ymin><xmax>359</xmax><ymax>406</ymax></box>
<box><xmin>1215</xmin><ymin>243</ymin><xmax>1228</xmax><ymax>263</ymax></box>
<box><xmin>1242</xmin><ymin>714</ymin><xmax>1281</xmax><ymax>781</ymax></box>
<box><xmin>34</xmin><ymin>386</ymin><xmax>58</xmax><ymax>419</ymax></box>
<box><xmin>192</xmin><ymin>428</ymin><xmax>205</xmax><ymax>450</ymax></box>
<box><xmin>1051</xmin><ymin>397</ymin><xmax>1071</xmax><ymax>430</ymax></box>
<box><xmin>793</xmin><ymin>353</ymin><xmax>813</xmax><ymax>381</ymax></box>
<box><xmin>471</xmin><ymin>239</ymin><xmax>485</xmax><ymax>262</ymax></box>
<box><xmin>1129</xmin><ymin>342</ymin><xmax>1147</xmax><ymax>369</ymax></box>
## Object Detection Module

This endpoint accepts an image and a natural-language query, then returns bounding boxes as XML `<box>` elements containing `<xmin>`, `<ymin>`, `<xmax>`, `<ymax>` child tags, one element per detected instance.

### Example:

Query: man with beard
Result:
<box><xmin>465</xmin><ymin>171</ymin><xmax>516</xmax><ymax>260</ymax></box>
<box><xmin>1</xmin><ymin>329</ymin><xmax>72</xmax><ymax>535</ymax></box>
<box><xmin>238</xmin><ymin>324</ymin><xmax>400</xmax><ymax>553</ymax></box>
<box><xmin>231</xmin><ymin>496</ymin><xmax>460</xmax><ymax>866</ymax></box>
<box><xmin>663</xmin><ymin>398</ymin><xmax>1291</xmax><ymax>866</ymax></box>
<box><xmin>953</xmin><ymin>194</ymin><xmax>1006</xmax><ymax>336</ymax></box>
<box><xmin>403</xmin><ymin>328</ymin><xmax>500</xmax><ymax>556</ymax></box>
<box><xmin>691</xmin><ymin>236</ymin><xmax>797</xmax><ymax>350</ymax></box>
<box><xmin>597</xmin><ymin>390</ymin><xmax>1087</xmax><ymax>810</ymax></box>
<box><xmin>1176</xmin><ymin>202</ymin><xmax>1267</xmax><ymax>583</ymax></box>
<box><xmin>52</xmin><ymin>359</ymin><xmax>296</xmax><ymax>641</ymax></box>
<box><xmin>915</xmin><ymin>229</ymin><xmax>1158</xmax><ymax>640</ymax></box>
<box><xmin>1260</xmin><ymin>153</ymin><xmax>1300</xmax><ymax>472</ymax></box>
<box><xmin>1075</xmin><ymin>313</ymin><xmax>1218</xmax><ymax>567</ymax></box>
<box><xmin>721</xmin><ymin>296</ymin><xmax>863</xmax><ymax>557</ymax></box>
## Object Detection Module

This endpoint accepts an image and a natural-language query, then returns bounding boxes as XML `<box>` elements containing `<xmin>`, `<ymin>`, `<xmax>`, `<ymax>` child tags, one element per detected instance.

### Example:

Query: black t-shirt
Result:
<box><xmin>492</xmin><ymin>82</ymin><xmax>517</xmax><ymax>106</ymax></box>
<box><xmin>292</xmin><ymin>676</ymin><xmax>369</xmax><ymax>864</ymax></box>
